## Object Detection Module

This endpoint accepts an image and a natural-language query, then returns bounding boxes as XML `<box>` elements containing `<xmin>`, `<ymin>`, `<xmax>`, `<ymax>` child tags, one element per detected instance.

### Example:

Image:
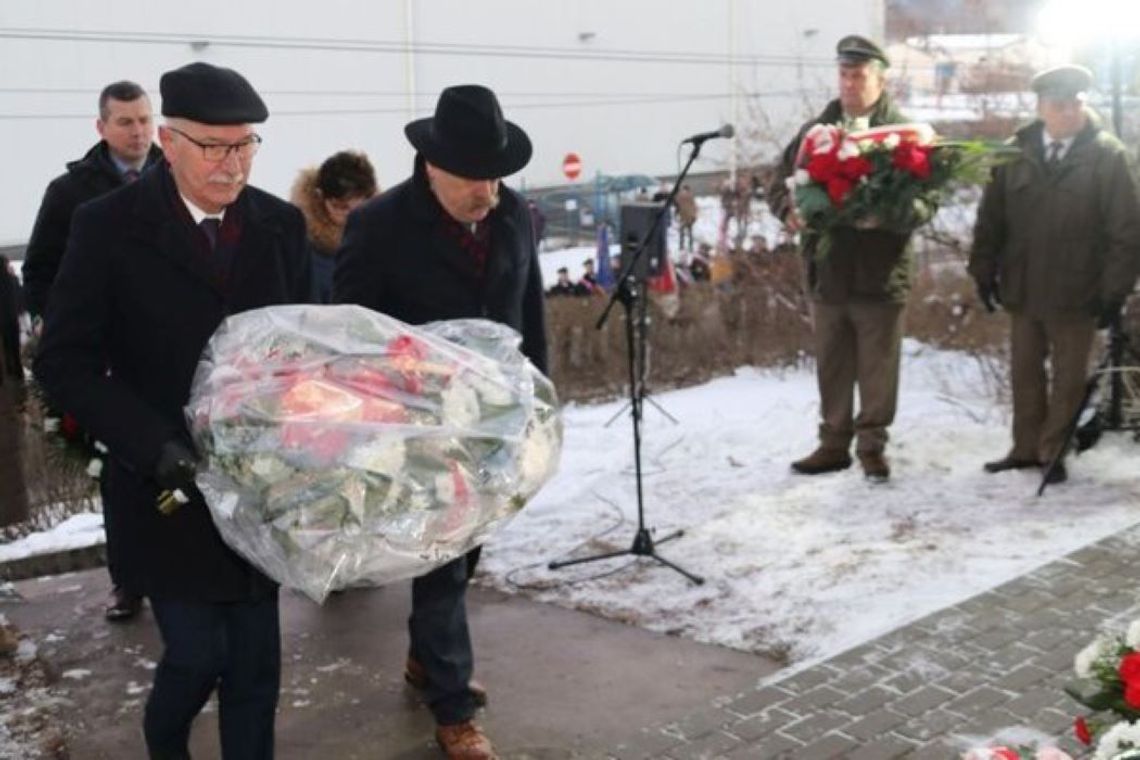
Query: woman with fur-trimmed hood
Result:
<box><xmin>291</xmin><ymin>151</ymin><xmax>378</xmax><ymax>302</ymax></box>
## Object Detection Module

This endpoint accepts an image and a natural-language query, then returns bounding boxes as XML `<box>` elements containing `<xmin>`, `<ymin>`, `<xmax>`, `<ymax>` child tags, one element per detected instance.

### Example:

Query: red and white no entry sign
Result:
<box><xmin>562</xmin><ymin>152</ymin><xmax>582</xmax><ymax>181</ymax></box>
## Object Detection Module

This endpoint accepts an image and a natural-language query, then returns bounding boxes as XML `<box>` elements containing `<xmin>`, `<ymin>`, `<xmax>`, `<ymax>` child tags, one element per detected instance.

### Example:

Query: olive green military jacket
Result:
<box><xmin>768</xmin><ymin>94</ymin><xmax>923</xmax><ymax>305</ymax></box>
<box><xmin>968</xmin><ymin>115</ymin><xmax>1140</xmax><ymax>318</ymax></box>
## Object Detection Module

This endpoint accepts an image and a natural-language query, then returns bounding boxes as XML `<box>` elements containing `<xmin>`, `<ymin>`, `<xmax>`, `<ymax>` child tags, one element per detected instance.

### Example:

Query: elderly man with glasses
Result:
<box><xmin>35</xmin><ymin>62</ymin><xmax>310</xmax><ymax>759</ymax></box>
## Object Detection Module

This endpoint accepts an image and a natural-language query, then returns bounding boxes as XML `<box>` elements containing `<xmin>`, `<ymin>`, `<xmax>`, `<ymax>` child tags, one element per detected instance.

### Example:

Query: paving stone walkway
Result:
<box><xmin>612</xmin><ymin>522</ymin><xmax>1140</xmax><ymax>759</ymax></box>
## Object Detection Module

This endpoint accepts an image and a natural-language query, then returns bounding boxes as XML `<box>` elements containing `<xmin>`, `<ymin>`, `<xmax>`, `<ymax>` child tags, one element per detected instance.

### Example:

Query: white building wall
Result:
<box><xmin>0</xmin><ymin>0</ymin><xmax>882</xmax><ymax>245</ymax></box>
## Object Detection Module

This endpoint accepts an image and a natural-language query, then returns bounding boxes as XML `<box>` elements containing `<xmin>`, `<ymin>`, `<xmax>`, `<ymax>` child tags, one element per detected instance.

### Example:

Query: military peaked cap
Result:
<box><xmin>836</xmin><ymin>35</ymin><xmax>890</xmax><ymax>68</ymax></box>
<box><xmin>1031</xmin><ymin>64</ymin><xmax>1094</xmax><ymax>100</ymax></box>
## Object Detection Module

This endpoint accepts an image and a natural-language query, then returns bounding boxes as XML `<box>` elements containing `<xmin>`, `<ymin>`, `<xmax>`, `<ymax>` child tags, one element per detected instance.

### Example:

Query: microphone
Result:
<box><xmin>681</xmin><ymin>124</ymin><xmax>735</xmax><ymax>145</ymax></box>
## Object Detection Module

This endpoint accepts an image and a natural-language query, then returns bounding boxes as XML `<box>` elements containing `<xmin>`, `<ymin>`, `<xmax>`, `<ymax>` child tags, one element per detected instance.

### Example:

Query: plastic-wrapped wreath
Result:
<box><xmin>186</xmin><ymin>304</ymin><xmax>561</xmax><ymax>602</ymax></box>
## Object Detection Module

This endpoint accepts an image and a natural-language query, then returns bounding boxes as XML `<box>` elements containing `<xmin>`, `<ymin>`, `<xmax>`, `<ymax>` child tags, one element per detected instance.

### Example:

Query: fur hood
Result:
<box><xmin>290</xmin><ymin>167</ymin><xmax>343</xmax><ymax>256</ymax></box>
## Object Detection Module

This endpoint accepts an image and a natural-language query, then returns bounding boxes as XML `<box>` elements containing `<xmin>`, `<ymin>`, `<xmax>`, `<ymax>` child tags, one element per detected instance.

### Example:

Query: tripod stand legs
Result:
<box><xmin>548</xmin><ymin>527</ymin><xmax>705</xmax><ymax>585</ymax></box>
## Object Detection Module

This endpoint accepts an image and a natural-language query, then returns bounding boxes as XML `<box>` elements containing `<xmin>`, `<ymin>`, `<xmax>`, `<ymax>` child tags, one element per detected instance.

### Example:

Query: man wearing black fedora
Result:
<box><xmin>35</xmin><ymin>62</ymin><xmax>310</xmax><ymax>758</ymax></box>
<box><xmin>334</xmin><ymin>84</ymin><xmax>546</xmax><ymax>760</ymax></box>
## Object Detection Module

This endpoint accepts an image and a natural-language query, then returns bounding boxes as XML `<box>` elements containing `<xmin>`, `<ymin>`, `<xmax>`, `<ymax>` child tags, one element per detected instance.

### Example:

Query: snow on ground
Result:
<box><xmin>478</xmin><ymin>339</ymin><xmax>1140</xmax><ymax>667</ymax></box>
<box><xmin>0</xmin><ymin>513</ymin><xmax>104</xmax><ymax>562</ymax></box>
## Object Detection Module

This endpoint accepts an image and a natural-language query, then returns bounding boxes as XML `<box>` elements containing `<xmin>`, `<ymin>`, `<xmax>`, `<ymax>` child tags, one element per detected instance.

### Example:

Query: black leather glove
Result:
<box><xmin>154</xmin><ymin>439</ymin><xmax>198</xmax><ymax>492</ymax></box>
<box><xmin>975</xmin><ymin>279</ymin><xmax>1000</xmax><ymax>313</ymax></box>
<box><xmin>1097</xmin><ymin>300</ymin><xmax>1123</xmax><ymax>330</ymax></box>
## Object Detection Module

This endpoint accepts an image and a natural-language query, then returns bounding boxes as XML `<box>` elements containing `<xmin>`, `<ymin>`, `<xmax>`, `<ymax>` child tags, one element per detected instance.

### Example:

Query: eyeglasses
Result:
<box><xmin>168</xmin><ymin>126</ymin><xmax>262</xmax><ymax>162</ymax></box>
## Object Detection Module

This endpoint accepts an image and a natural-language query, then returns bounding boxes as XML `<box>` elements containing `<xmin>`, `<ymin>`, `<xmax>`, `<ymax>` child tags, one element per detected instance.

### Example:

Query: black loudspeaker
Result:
<box><xmin>620</xmin><ymin>202</ymin><xmax>667</xmax><ymax>280</ymax></box>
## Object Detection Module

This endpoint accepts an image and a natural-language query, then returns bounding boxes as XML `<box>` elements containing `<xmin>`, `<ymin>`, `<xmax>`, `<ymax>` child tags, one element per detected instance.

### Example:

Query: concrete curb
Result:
<box><xmin>0</xmin><ymin>543</ymin><xmax>106</xmax><ymax>582</ymax></box>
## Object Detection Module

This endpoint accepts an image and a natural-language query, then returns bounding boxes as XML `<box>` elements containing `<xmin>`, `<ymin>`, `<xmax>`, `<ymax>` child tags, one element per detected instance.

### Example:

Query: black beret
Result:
<box><xmin>836</xmin><ymin>35</ymin><xmax>890</xmax><ymax>68</ymax></box>
<box><xmin>160</xmin><ymin>62</ymin><xmax>268</xmax><ymax>124</ymax></box>
<box><xmin>1031</xmin><ymin>64</ymin><xmax>1093</xmax><ymax>99</ymax></box>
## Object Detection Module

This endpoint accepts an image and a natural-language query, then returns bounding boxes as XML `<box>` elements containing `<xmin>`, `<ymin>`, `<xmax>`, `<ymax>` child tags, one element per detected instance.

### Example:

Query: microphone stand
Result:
<box><xmin>548</xmin><ymin>137</ymin><xmax>713</xmax><ymax>585</ymax></box>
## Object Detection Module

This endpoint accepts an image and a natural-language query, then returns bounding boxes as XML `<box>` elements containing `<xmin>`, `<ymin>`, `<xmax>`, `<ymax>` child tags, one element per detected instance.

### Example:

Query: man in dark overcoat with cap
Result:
<box><xmin>35</xmin><ymin>62</ymin><xmax>310</xmax><ymax>759</ymax></box>
<box><xmin>768</xmin><ymin>35</ymin><xmax>928</xmax><ymax>482</ymax></box>
<box><xmin>334</xmin><ymin>83</ymin><xmax>546</xmax><ymax>760</ymax></box>
<box><xmin>970</xmin><ymin>64</ymin><xmax>1140</xmax><ymax>484</ymax></box>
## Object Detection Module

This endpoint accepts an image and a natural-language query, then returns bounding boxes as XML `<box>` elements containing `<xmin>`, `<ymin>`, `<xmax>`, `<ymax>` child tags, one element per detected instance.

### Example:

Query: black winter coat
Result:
<box><xmin>34</xmin><ymin>162</ymin><xmax>310</xmax><ymax>602</ymax></box>
<box><xmin>333</xmin><ymin>158</ymin><xmax>548</xmax><ymax>374</ymax></box>
<box><xmin>23</xmin><ymin>141</ymin><xmax>164</xmax><ymax>318</ymax></box>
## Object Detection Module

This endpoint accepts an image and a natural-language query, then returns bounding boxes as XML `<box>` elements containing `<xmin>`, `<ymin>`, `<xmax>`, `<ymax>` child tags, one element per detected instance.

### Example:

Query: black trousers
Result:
<box><xmin>409</xmin><ymin>549</ymin><xmax>480</xmax><ymax>725</ymax></box>
<box><xmin>145</xmin><ymin>595</ymin><xmax>280</xmax><ymax>759</ymax></box>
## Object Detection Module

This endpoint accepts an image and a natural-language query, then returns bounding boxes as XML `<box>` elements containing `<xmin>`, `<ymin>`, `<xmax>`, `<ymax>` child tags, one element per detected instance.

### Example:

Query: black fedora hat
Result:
<box><xmin>405</xmin><ymin>85</ymin><xmax>532</xmax><ymax>179</ymax></box>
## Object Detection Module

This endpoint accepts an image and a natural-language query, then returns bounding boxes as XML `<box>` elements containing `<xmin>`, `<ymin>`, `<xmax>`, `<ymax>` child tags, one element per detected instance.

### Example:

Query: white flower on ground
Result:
<box><xmin>794</xmin><ymin>168</ymin><xmax>810</xmax><ymax>186</ymax></box>
<box><xmin>1076</xmin><ymin>634</ymin><xmax>1114</xmax><ymax>678</ymax></box>
<box><xmin>86</xmin><ymin>458</ymin><xmax>103</xmax><ymax>479</ymax></box>
<box><xmin>1035</xmin><ymin>747</ymin><xmax>1074</xmax><ymax>760</ymax></box>
<box><xmin>1094</xmin><ymin>719</ymin><xmax>1140</xmax><ymax>759</ymax></box>
<box><xmin>884</xmin><ymin>133</ymin><xmax>901</xmax><ymax>150</ymax></box>
<box><xmin>1126</xmin><ymin>619</ymin><xmax>1140</xmax><ymax>649</ymax></box>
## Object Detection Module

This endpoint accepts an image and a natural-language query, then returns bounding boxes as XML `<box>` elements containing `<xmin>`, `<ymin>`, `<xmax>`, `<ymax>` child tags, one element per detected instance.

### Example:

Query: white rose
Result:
<box><xmin>43</xmin><ymin>417</ymin><xmax>60</xmax><ymax>433</ymax></box>
<box><xmin>1126</xmin><ymin>620</ymin><xmax>1140</xmax><ymax>649</ymax></box>
<box><xmin>1094</xmin><ymin>719</ymin><xmax>1140</xmax><ymax>759</ymax></box>
<box><xmin>86</xmin><ymin>458</ymin><xmax>104</xmax><ymax>479</ymax></box>
<box><xmin>858</xmin><ymin>139</ymin><xmax>874</xmax><ymax>152</ymax></box>
<box><xmin>884</xmin><ymin>133</ymin><xmax>901</xmax><ymax>150</ymax></box>
<box><xmin>794</xmin><ymin>168</ymin><xmax>811</xmax><ymax>186</ymax></box>
<box><xmin>837</xmin><ymin>140</ymin><xmax>860</xmax><ymax>160</ymax></box>
<box><xmin>1075</xmin><ymin>634</ymin><xmax>1112</xmax><ymax>678</ymax></box>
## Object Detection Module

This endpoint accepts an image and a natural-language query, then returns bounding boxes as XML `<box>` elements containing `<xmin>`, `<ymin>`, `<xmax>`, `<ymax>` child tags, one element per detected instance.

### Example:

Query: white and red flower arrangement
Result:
<box><xmin>1065</xmin><ymin>621</ymin><xmax>1140</xmax><ymax>757</ymax></box>
<box><xmin>187</xmin><ymin>304</ymin><xmax>562</xmax><ymax>602</ymax></box>
<box><xmin>788</xmin><ymin>122</ymin><xmax>1000</xmax><ymax>251</ymax></box>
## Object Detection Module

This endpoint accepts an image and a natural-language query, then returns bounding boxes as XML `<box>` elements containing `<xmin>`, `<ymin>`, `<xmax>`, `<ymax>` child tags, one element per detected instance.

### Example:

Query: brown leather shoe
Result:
<box><xmin>104</xmin><ymin>586</ymin><xmax>142</xmax><ymax>622</ymax></box>
<box><xmin>435</xmin><ymin>720</ymin><xmax>497</xmax><ymax>760</ymax></box>
<box><xmin>405</xmin><ymin>655</ymin><xmax>488</xmax><ymax>707</ymax></box>
<box><xmin>857</xmin><ymin>450</ymin><xmax>890</xmax><ymax>481</ymax></box>
<box><xmin>983</xmin><ymin>456</ymin><xmax>1041</xmax><ymax>473</ymax></box>
<box><xmin>791</xmin><ymin>447</ymin><xmax>852</xmax><ymax>475</ymax></box>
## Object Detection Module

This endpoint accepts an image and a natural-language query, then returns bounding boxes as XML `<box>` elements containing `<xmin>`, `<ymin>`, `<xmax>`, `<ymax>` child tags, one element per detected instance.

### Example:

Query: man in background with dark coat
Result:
<box><xmin>768</xmin><ymin>35</ymin><xmax>928</xmax><ymax>482</ymax></box>
<box><xmin>970</xmin><ymin>65</ymin><xmax>1140</xmax><ymax>484</ymax></box>
<box><xmin>335</xmin><ymin>84</ymin><xmax>546</xmax><ymax>760</ymax></box>
<box><xmin>35</xmin><ymin>62</ymin><xmax>310</xmax><ymax>759</ymax></box>
<box><xmin>24</xmin><ymin>80</ymin><xmax>163</xmax><ymax>622</ymax></box>
<box><xmin>24</xmin><ymin>81</ymin><xmax>162</xmax><ymax>321</ymax></box>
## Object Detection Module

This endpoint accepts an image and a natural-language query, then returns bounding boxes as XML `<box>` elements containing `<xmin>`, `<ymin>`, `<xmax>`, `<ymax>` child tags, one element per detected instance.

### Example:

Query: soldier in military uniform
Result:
<box><xmin>970</xmin><ymin>65</ymin><xmax>1140</xmax><ymax>484</ymax></box>
<box><xmin>768</xmin><ymin>35</ymin><xmax>929</xmax><ymax>482</ymax></box>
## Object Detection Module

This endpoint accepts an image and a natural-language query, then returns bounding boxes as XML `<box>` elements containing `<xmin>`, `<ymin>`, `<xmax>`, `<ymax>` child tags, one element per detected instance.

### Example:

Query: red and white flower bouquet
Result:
<box><xmin>788</xmin><ymin>121</ymin><xmax>1001</xmax><ymax>253</ymax></box>
<box><xmin>186</xmin><ymin>304</ymin><xmax>562</xmax><ymax>602</ymax></box>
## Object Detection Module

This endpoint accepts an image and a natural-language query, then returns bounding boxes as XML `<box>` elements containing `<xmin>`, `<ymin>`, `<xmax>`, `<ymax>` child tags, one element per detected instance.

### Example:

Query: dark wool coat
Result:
<box><xmin>768</xmin><ymin>94</ymin><xmax>925</xmax><ymax>305</ymax></box>
<box><xmin>332</xmin><ymin>158</ymin><xmax>548</xmax><ymax>374</ymax></box>
<box><xmin>23</xmin><ymin>140</ymin><xmax>164</xmax><ymax>318</ymax></box>
<box><xmin>969</xmin><ymin>114</ymin><xmax>1140</xmax><ymax>317</ymax></box>
<box><xmin>34</xmin><ymin>161</ymin><xmax>310</xmax><ymax>602</ymax></box>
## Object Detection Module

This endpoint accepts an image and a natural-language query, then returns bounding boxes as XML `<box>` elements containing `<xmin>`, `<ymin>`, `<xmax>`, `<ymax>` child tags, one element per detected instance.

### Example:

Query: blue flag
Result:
<box><xmin>595</xmin><ymin>225</ymin><xmax>615</xmax><ymax>290</ymax></box>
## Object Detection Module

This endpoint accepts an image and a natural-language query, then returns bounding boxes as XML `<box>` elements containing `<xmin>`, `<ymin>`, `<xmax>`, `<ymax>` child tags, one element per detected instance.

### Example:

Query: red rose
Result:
<box><xmin>60</xmin><ymin>413</ymin><xmax>81</xmax><ymax>441</ymax></box>
<box><xmin>388</xmin><ymin>334</ymin><xmax>428</xmax><ymax>361</ymax></box>
<box><xmin>807</xmin><ymin>151</ymin><xmax>840</xmax><ymax>183</ymax></box>
<box><xmin>839</xmin><ymin>156</ymin><xmax>874</xmax><ymax>181</ymax></box>
<box><xmin>892</xmin><ymin>143</ymin><xmax>932</xmax><ymax>179</ymax></box>
<box><xmin>1074</xmin><ymin>715</ymin><xmax>1093</xmax><ymax>746</ymax></box>
<box><xmin>1120</xmin><ymin>652</ymin><xmax>1140</xmax><ymax>684</ymax></box>
<box><xmin>1125</xmin><ymin>679</ymin><xmax>1140</xmax><ymax>709</ymax></box>
<box><xmin>826</xmin><ymin>176</ymin><xmax>853</xmax><ymax>206</ymax></box>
